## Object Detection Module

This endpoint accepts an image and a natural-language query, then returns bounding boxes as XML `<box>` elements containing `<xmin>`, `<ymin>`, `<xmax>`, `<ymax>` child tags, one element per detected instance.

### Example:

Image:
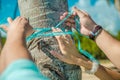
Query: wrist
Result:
<box><xmin>77</xmin><ymin>58</ymin><xmax>99</xmax><ymax>74</ymax></box>
<box><xmin>6</xmin><ymin>34</ymin><xmax>26</xmax><ymax>45</ymax></box>
<box><xmin>82</xmin><ymin>61</ymin><xmax>93</xmax><ymax>70</ymax></box>
<box><xmin>77</xmin><ymin>58</ymin><xmax>92</xmax><ymax>70</ymax></box>
<box><xmin>85</xmin><ymin>61</ymin><xmax>99</xmax><ymax>74</ymax></box>
<box><xmin>89</xmin><ymin>25</ymin><xmax>103</xmax><ymax>40</ymax></box>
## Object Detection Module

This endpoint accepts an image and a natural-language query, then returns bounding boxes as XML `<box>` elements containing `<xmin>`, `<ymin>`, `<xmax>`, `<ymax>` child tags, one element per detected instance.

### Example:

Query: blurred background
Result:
<box><xmin>0</xmin><ymin>0</ymin><xmax>120</xmax><ymax>61</ymax></box>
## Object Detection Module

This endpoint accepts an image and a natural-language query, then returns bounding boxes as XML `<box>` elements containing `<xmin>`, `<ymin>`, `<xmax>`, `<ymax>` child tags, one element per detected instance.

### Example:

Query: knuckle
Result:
<box><xmin>23</xmin><ymin>21</ymin><xmax>28</xmax><ymax>25</ymax></box>
<box><xmin>22</xmin><ymin>17</ymin><xmax>28</xmax><ymax>22</ymax></box>
<box><xmin>83</xmin><ymin>14</ymin><xmax>89</xmax><ymax>18</ymax></box>
<box><xmin>23</xmin><ymin>17</ymin><xmax>27</xmax><ymax>20</ymax></box>
<box><xmin>85</xmin><ymin>13</ymin><xmax>89</xmax><ymax>16</ymax></box>
<box><xmin>82</xmin><ymin>12</ymin><xmax>90</xmax><ymax>17</ymax></box>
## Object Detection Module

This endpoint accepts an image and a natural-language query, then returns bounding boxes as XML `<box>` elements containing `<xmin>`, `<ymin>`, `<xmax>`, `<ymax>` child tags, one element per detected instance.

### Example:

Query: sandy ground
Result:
<box><xmin>82</xmin><ymin>60</ymin><xmax>116</xmax><ymax>80</ymax></box>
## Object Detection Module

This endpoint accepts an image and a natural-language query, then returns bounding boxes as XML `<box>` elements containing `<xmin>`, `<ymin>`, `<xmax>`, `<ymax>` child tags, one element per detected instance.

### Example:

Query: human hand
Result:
<box><xmin>0</xmin><ymin>17</ymin><xmax>30</xmax><ymax>61</ymax></box>
<box><xmin>50</xmin><ymin>28</ymin><xmax>91</xmax><ymax>68</ymax></box>
<box><xmin>60</xmin><ymin>7</ymin><xmax>97</xmax><ymax>36</ymax></box>
<box><xmin>0</xmin><ymin>17</ymin><xmax>34</xmax><ymax>37</ymax></box>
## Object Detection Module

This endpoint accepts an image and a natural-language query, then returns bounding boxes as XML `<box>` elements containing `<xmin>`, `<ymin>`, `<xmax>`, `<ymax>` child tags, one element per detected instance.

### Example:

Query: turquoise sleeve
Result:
<box><xmin>0</xmin><ymin>59</ymin><xmax>49</xmax><ymax>80</ymax></box>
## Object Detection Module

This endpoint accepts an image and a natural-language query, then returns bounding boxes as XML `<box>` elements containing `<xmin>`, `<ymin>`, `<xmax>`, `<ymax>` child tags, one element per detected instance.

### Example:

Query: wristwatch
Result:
<box><xmin>89</xmin><ymin>25</ymin><xmax>103</xmax><ymax>40</ymax></box>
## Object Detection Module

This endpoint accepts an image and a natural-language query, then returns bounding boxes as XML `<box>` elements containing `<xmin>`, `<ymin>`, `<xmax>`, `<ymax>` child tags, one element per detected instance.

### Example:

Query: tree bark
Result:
<box><xmin>18</xmin><ymin>0</ymin><xmax>82</xmax><ymax>80</ymax></box>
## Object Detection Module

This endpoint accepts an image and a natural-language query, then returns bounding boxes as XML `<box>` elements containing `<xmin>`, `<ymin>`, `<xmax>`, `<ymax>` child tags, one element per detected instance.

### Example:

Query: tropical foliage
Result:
<box><xmin>73</xmin><ymin>29</ymin><xmax>120</xmax><ymax>59</ymax></box>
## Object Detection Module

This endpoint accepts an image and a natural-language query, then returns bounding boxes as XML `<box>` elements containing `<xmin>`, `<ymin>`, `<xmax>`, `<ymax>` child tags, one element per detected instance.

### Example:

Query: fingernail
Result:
<box><xmin>7</xmin><ymin>17</ymin><xmax>10</xmax><ymax>20</ymax></box>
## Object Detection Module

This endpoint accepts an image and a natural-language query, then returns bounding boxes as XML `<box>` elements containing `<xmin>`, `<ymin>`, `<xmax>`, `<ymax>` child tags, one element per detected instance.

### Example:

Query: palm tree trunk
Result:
<box><xmin>18</xmin><ymin>0</ymin><xmax>82</xmax><ymax>80</ymax></box>
<box><xmin>115</xmin><ymin>0</ymin><xmax>120</xmax><ymax>12</ymax></box>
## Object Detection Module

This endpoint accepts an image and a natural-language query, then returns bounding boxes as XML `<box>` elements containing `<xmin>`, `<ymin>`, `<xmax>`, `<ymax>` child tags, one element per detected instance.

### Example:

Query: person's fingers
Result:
<box><xmin>7</xmin><ymin>17</ymin><xmax>13</xmax><ymax>24</ymax></box>
<box><xmin>72</xmin><ymin>7</ymin><xmax>85</xmax><ymax>18</ymax></box>
<box><xmin>52</xmin><ymin>27</ymin><xmax>62</xmax><ymax>38</ymax></box>
<box><xmin>52</xmin><ymin>28</ymin><xmax>70</xmax><ymax>42</ymax></box>
<box><xmin>60</xmin><ymin>15</ymin><xmax>65</xmax><ymax>20</ymax></box>
<box><xmin>63</xmin><ymin>12</ymin><xmax>76</xmax><ymax>19</ymax></box>
<box><xmin>60</xmin><ymin>12</ymin><xmax>75</xmax><ymax>20</ymax></box>
<box><xmin>65</xmin><ymin>22</ymin><xmax>75</xmax><ymax>28</ymax></box>
<box><xmin>13</xmin><ymin>16</ymin><xmax>21</xmax><ymax>22</ymax></box>
<box><xmin>56</xmin><ymin>36</ymin><xmax>68</xmax><ymax>50</ymax></box>
<box><xmin>66</xmin><ymin>22</ymin><xmax>72</xmax><ymax>27</ymax></box>
<box><xmin>52</xmin><ymin>27</ymin><xmax>62</xmax><ymax>32</ymax></box>
<box><xmin>81</xmin><ymin>10</ymin><xmax>89</xmax><ymax>16</ymax></box>
<box><xmin>60</xmin><ymin>12</ymin><xmax>68</xmax><ymax>20</ymax></box>
<box><xmin>52</xmin><ymin>27</ymin><xmax>70</xmax><ymax>47</ymax></box>
<box><xmin>53</xmin><ymin>28</ymin><xmax>65</xmax><ymax>41</ymax></box>
<box><xmin>65</xmin><ymin>19</ymin><xmax>75</xmax><ymax>24</ymax></box>
<box><xmin>60</xmin><ymin>18</ymin><xmax>75</xmax><ymax>28</ymax></box>
<box><xmin>69</xmin><ymin>14</ymin><xmax>75</xmax><ymax>19</ymax></box>
<box><xmin>15</xmin><ymin>17</ymin><xmax>29</xmax><ymax>26</ymax></box>
<box><xmin>65</xmin><ymin>35</ymin><xmax>72</xmax><ymax>40</ymax></box>
<box><xmin>52</xmin><ymin>28</ymin><xmax>63</xmax><ymax>44</ymax></box>
<box><xmin>73</xmin><ymin>12</ymin><xmax>77</xmax><ymax>16</ymax></box>
<box><xmin>21</xmin><ymin>17</ymin><xmax>28</xmax><ymax>22</ymax></box>
<box><xmin>11</xmin><ymin>17</ymin><xmax>28</xmax><ymax>25</ymax></box>
<box><xmin>15</xmin><ymin>16</ymin><xmax>21</xmax><ymax>20</ymax></box>
<box><xmin>65</xmin><ymin>35</ymin><xmax>73</xmax><ymax>43</ymax></box>
<box><xmin>0</xmin><ymin>25</ymin><xmax>8</xmax><ymax>32</ymax></box>
<box><xmin>63</xmin><ymin>12</ymin><xmax>68</xmax><ymax>17</ymax></box>
<box><xmin>50</xmin><ymin>50</ymin><xmax>64</xmax><ymax>61</ymax></box>
<box><xmin>71</xmin><ymin>23</ymin><xmax>76</xmax><ymax>28</ymax></box>
<box><xmin>22</xmin><ymin>17</ymin><xmax>28</xmax><ymax>20</ymax></box>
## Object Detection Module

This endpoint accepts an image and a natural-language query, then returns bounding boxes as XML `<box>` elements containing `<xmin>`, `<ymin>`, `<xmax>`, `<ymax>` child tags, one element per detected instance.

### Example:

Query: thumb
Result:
<box><xmin>0</xmin><ymin>25</ymin><xmax>8</xmax><ymax>32</ymax></box>
<box><xmin>72</xmin><ymin>7</ymin><xmax>85</xmax><ymax>18</ymax></box>
<box><xmin>7</xmin><ymin>17</ymin><xmax>13</xmax><ymax>24</ymax></box>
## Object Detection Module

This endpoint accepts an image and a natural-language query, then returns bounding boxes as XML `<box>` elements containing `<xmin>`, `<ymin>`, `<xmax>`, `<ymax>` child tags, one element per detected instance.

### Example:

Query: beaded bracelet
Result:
<box><xmin>85</xmin><ymin>61</ymin><xmax>99</xmax><ymax>74</ymax></box>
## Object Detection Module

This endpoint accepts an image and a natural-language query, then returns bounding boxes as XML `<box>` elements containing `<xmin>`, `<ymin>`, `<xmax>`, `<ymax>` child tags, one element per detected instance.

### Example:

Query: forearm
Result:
<box><xmin>0</xmin><ymin>37</ymin><xmax>32</xmax><ymax>73</ymax></box>
<box><xmin>95</xmin><ymin>65</ymin><xmax>118</xmax><ymax>80</ymax></box>
<box><xmin>0</xmin><ymin>17</ymin><xmax>34</xmax><ymax>74</ymax></box>
<box><xmin>95</xmin><ymin>30</ymin><xmax>120</xmax><ymax>69</ymax></box>
<box><xmin>5</xmin><ymin>37</ymin><xmax>32</xmax><ymax>62</ymax></box>
<box><xmin>77</xmin><ymin>60</ymin><xmax>119</xmax><ymax>80</ymax></box>
<box><xmin>103</xmin><ymin>66</ymin><xmax>120</xmax><ymax>80</ymax></box>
